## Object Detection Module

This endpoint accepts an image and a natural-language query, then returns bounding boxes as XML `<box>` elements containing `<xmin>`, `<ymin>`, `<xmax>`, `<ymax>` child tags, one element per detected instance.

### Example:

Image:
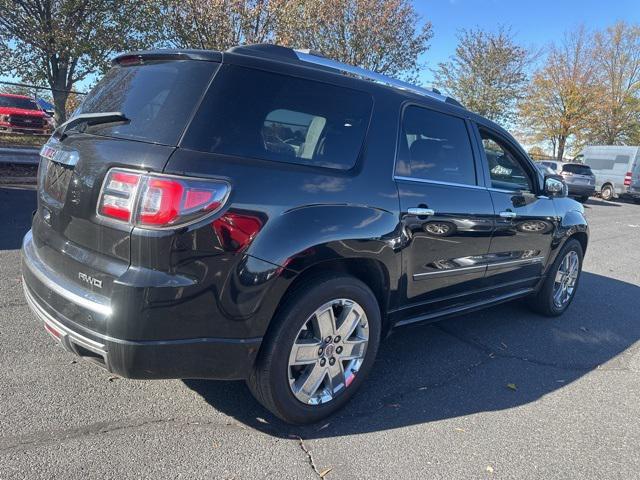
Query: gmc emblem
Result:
<box><xmin>78</xmin><ymin>272</ymin><xmax>103</xmax><ymax>289</ymax></box>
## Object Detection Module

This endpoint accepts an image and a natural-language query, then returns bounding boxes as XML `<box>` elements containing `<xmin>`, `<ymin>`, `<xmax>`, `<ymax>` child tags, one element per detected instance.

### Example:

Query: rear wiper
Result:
<box><xmin>54</xmin><ymin>112</ymin><xmax>129</xmax><ymax>140</ymax></box>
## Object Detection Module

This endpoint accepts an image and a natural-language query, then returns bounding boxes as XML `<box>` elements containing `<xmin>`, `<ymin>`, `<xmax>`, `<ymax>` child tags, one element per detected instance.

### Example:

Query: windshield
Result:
<box><xmin>0</xmin><ymin>95</ymin><xmax>39</xmax><ymax>111</ymax></box>
<box><xmin>75</xmin><ymin>60</ymin><xmax>218</xmax><ymax>145</ymax></box>
<box><xmin>563</xmin><ymin>164</ymin><xmax>593</xmax><ymax>175</ymax></box>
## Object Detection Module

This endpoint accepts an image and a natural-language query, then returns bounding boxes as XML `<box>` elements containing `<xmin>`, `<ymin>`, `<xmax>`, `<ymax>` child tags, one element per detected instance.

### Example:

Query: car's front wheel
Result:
<box><xmin>247</xmin><ymin>274</ymin><xmax>381</xmax><ymax>424</ymax></box>
<box><xmin>528</xmin><ymin>239</ymin><xmax>584</xmax><ymax>316</ymax></box>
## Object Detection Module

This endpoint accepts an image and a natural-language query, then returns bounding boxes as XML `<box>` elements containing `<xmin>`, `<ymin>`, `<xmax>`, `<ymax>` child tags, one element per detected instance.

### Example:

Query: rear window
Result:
<box><xmin>182</xmin><ymin>65</ymin><xmax>373</xmax><ymax>170</ymax></box>
<box><xmin>0</xmin><ymin>95</ymin><xmax>39</xmax><ymax>111</ymax></box>
<box><xmin>75</xmin><ymin>60</ymin><xmax>219</xmax><ymax>145</ymax></box>
<box><xmin>562</xmin><ymin>164</ymin><xmax>593</xmax><ymax>175</ymax></box>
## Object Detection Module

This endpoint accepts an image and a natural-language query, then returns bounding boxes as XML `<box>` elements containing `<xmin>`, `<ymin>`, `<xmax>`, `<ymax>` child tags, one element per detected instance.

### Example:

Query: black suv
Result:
<box><xmin>22</xmin><ymin>44</ymin><xmax>588</xmax><ymax>424</ymax></box>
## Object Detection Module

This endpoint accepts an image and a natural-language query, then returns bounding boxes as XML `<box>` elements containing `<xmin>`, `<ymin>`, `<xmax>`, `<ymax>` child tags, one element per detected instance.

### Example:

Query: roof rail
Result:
<box><xmin>294</xmin><ymin>49</ymin><xmax>448</xmax><ymax>103</ymax></box>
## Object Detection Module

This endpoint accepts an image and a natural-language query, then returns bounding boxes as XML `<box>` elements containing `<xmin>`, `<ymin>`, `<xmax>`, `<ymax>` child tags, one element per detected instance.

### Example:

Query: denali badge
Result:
<box><xmin>78</xmin><ymin>272</ymin><xmax>103</xmax><ymax>289</ymax></box>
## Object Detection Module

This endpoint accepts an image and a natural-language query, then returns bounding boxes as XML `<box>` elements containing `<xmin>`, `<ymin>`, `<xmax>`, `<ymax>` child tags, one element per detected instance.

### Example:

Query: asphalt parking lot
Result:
<box><xmin>1</xmin><ymin>185</ymin><xmax>639</xmax><ymax>479</ymax></box>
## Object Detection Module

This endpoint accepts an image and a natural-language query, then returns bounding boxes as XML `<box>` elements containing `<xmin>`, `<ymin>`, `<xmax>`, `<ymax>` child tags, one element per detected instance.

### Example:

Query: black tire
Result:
<box><xmin>247</xmin><ymin>274</ymin><xmax>381</xmax><ymax>424</ymax></box>
<box><xmin>601</xmin><ymin>184</ymin><xmax>614</xmax><ymax>201</ymax></box>
<box><xmin>578</xmin><ymin>196</ymin><xmax>589</xmax><ymax>203</ymax></box>
<box><xmin>634</xmin><ymin>198</ymin><xmax>640</xmax><ymax>205</ymax></box>
<box><xmin>527</xmin><ymin>239</ymin><xmax>583</xmax><ymax>317</ymax></box>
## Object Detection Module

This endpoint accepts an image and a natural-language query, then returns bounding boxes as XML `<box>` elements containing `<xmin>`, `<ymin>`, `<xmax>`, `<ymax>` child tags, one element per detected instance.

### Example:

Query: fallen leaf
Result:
<box><xmin>506</xmin><ymin>383</ymin><xmax>517</xmax><ymax>391</ymax></box>
<box><xmin>69</xmin><ymin>360</ymin><xmax>77</xmax><ymax>364</ymax></box>
<box><xmin>454</xmin><ymin>427</ymin><xmax>465</xmax><ymax>432</ymax></box>
<box><xmin>108</xmin><ymin>376</ymin><xmax>119</xmax><ymax>382</ymax></box>
<box><xmin>500</xmin><ymin>342</ymin><xmax>508</xmax><ymax>350</ymax></box>
<box><xmin>387</xmin><ymin>403</ymin><xmax>401</xmax><ymax>408</ymax></box>
<box><xmin>556</xmin><ymin>379</ymin><xmax>566</xmax><ymax>383</ymax></box>
<box><xmin>486</xmin><ymin>465</ymin><xmax>494</xmax><ymax>474</ymax></box>
<box><xmin>488</xmin><ymin>352</ymin><xmax>496</xmax><ymax>358</ymax></box>
<box><xmin>418</xmin><ymin>386</ymin><xmax>428</xmax><ymax>390</ymax></box>
<box><xmin>319</xmin><ymin>467</ymin><xmax>333</xmax><ymax>477</ymax></box>
<box><xmin>256</xmin><ymin>417</ymin><xmax>269</xmax><ymax>424</ymax></box>
<box><xmin>580</xmin><ymin>326</ymin><xmax>589</xmax><ymax>332</ymax></box>
<box><xmin>317</xmin><ymin>423</ymin><xmax>330</xmax><ymax>431</ymax></box>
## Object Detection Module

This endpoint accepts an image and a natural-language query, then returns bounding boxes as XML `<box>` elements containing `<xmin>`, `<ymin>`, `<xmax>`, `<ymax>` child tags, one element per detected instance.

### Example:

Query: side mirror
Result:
<box><xmin>544</xmin><ymin>175</ymin><xmax>567</xmax><ymax>197</ymax></box>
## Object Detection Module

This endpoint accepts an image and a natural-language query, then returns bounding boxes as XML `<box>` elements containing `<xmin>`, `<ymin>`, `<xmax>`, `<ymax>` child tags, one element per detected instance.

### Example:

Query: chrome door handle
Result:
<box><xmin>499</xmin><ymin>211</ymin><xmax>517</xmax><ymax>219</ymax></box>
<box><xmin>407</xmin><ymin>207</ymin><xmax>435</xmax><ymax>216</ymax></box>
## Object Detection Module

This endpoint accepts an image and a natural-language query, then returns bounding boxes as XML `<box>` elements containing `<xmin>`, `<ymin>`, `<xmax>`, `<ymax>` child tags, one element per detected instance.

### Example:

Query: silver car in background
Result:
<box><xmin>538</xmin><ymin>161</ymin><xmax>595</xmax><ymax>203</ymax></box>
<box><xmin>576</xmin><ymin>145</ymin><xmax>640</xmax><ymax>203</ymax></box>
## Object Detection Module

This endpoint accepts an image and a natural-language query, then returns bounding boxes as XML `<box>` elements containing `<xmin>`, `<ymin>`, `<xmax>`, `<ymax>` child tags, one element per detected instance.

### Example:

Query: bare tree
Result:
<box><xmin>0</xmin><ymin>0</ymin><xmax>143</xmax><ymax>122</ymax></box>
<box><xmin>519</xmin><ymin>27</ymin><xmax>599</xmax><ymax>161</ymax></box>
<box><xmin>433</xmin><ymin>26</ymin><xmax>531</xmax><ymax>123</ymax></box>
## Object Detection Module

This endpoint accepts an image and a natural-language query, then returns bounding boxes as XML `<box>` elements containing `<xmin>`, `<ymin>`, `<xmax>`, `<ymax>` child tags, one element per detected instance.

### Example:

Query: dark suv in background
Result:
<box><xmin>22</xmin><ymin>45</ymin><xmax>588</xmax><ymax>424</ymax></box>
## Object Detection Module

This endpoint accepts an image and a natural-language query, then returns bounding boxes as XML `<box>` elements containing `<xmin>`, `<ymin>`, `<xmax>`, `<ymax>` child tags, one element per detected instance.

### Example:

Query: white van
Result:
<box><xmin>576</xmin><ymin>146</ymin><xmax>640</xmax><ymax>202</ymax></box>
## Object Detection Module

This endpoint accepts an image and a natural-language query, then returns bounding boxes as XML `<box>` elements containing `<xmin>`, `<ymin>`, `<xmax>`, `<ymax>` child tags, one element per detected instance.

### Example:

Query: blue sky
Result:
<box><xmin>2</xmin><ymin>0</ymin><xmax>639</xmax><ymax>93</ymax></box>
<box><xmin>416</xmin><ymin>0</ymin><xmax>640</xmax><ymax>84</ymax></box>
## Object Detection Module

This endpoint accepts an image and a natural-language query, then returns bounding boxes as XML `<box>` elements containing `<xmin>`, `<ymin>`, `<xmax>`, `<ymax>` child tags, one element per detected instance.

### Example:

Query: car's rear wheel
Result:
<box><xmin>528</xmin><ymin>239</ymin><xmax>583</xmax><ymax>316</ymax></box>
<box><xmin>577</xmin><ymin>195</ymin><xmax>589</xmax><ymax>203</ymax></box>
<box><xmin>247</xmin><ymin>274</ymin><xmax>381</xmax><ymax>424</ymax></box>
<box><xmin>601</xmin><ymin>184</ymin><xmax>614</xmax><ymax>201</ymax></box>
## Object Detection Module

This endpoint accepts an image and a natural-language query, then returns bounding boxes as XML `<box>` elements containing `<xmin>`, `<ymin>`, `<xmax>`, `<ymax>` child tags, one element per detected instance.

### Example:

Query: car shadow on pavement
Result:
<box><xmin>583</xmin><ymin>198</ymin><xmax>622</xmax><ymax>208</ymax></box>
<box><xmin>185</xmin><ymin>271</ymin><xmax>640</xmax><ymax>438</ymax></box>
<box><xmin>0</xmin><ymin>186</ymin><xmax>37</xmax><ymax>250</ymax></box>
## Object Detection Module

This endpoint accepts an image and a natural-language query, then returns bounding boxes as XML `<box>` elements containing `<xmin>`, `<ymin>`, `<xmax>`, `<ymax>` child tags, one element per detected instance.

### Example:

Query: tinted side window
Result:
<box><xmin>480</xmin><ymin>130</ymin><xmax>533</xmax><ymax>192</ymax></box>
<box><xmin>396</xmin><ymin>106</ymin><xmax>476</xmax><ymax>185</ymax></box>
<box><xmin>562</xmin><ymin>164</ymin><xmax>592</xmax><ymax>175</ymax></box>
<box><xmin>182</xmin><ymin>65</ymin><xmax>373</xmax><ymax>170</ymax></box>
<box><xmin>585</xmin><ymin>158</ymin><xmax>615</xmax><ymax>170</ymax></box>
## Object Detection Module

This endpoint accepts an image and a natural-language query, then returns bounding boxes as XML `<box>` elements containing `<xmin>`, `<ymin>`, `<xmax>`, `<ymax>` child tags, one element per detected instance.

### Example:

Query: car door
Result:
<box><xmin>474</xmin><ymin>124</ymin><xmax>557</xmax><ymax>290</ymax></box>
<box><xmin>395</xmin><ymin>105</ymin><xmax>495</xmax><ymax>317</ymax></box>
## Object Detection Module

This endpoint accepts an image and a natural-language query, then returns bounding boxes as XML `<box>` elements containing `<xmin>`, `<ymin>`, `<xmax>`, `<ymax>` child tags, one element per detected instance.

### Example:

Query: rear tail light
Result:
<box><xmin>624</xmin><ymin>171</ymin><xmax>632</xmax><ymax>186</ymax></box>
<box><xmin>98</xmin><ymin>168</ymin><xmax>230</xmax><ymax>228</ymax></box>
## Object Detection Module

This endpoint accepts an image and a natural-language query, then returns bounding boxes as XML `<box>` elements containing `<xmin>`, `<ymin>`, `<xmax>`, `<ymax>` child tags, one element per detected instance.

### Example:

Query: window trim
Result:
<box><xmin>473</xmin><ymin>123</ymin><xmax>541</xmax><ymax>194</ymax></box>
<box><xmin>392</xmin><ymin>102</ymin><xmax>483</xmax><ymax>188</ymax></box>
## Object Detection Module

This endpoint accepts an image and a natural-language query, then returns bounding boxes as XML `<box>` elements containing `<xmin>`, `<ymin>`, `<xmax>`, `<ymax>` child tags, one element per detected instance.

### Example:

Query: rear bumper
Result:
<box><xmin>21</xmin><ymin>231</ymin><xmax>262</xmax><ymax>380</ymax></box>
<box><xmin>566</xmin><ymin>184</ymin><xmax>595</xmax><ymax>197</ymax></box>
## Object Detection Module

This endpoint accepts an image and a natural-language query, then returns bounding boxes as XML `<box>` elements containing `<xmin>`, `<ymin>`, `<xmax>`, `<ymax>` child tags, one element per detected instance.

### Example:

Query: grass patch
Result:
<box><xmin>0</xmin><ymin>132</ymin><xmax>48</xmax><ymax>148</ymax></box>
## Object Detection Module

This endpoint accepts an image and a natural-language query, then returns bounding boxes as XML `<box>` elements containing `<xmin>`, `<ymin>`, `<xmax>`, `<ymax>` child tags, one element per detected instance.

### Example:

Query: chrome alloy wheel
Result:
<box><xmin>425</xmin><ymin>223</ymin><xmax>451</xmax><ymax>235</ymax></box>
<box><xmin>288</xmin><ymin>299</ymin><xmax>369</xmax><ymax>405</ymax></box>
<box><xmin>553</xmin><ymin>250</ymin><xmax>580</xmax><ymax>308</ymax></box>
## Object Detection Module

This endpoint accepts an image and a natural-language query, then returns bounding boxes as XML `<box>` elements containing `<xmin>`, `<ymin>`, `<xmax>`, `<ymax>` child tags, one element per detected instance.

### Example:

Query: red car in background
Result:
<box><xmin>0</xmin><ymin>93</ymin><xmax>52</xmax><ymax>134</ymax></box>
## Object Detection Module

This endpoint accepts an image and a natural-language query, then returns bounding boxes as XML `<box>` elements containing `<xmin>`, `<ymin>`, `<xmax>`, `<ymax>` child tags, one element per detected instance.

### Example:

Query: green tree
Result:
<box><xmin>278</xmin><ymin>0</ymin><xmax>433</xmax><ymax>79</ymax></box>
<box><xmin>433</xmin><ymin>26</ymin><xmax>530</xmax><ymax>123</ymax></box>
<box><xmin>588</xmin><ymin>21</ymin><xmax>640</xmax><ymax>145</ymax></box>
<box><xmin>0</xmin><ymin>0</ymin><xmax>145</xmax><ymax>123</ymax></box>
<box><xmin>150</xmin><ymin>0</ymin><xmax>432</xmax><ymax>79</ymax></box>
<box><xmin>519</xmin><ymin>27</ymin><xmax>598</xmax><ymax>160</ymax></box>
